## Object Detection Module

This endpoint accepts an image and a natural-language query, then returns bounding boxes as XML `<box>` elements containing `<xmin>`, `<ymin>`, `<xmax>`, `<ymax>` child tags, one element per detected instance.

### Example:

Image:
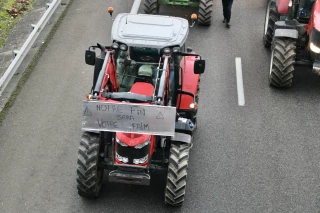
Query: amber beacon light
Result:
<box><xmin>108</xmin><ymin>7</ymin><xmax>114</xmax><ymax>16</ymax></box>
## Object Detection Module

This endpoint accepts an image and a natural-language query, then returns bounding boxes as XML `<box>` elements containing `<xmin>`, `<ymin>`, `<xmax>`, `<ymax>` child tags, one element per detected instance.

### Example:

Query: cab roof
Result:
<box><xmin>111</xmin><ymin>14</ymin><xmax>189</xmax><ymax>49</ymax></box>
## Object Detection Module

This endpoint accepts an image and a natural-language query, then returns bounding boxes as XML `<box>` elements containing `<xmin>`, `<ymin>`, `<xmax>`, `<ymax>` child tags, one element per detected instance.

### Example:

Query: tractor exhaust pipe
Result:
<box><xmin>130</xmin><ymin>0</ymin><xmax>142</xmax><ymax>14</ymax></box>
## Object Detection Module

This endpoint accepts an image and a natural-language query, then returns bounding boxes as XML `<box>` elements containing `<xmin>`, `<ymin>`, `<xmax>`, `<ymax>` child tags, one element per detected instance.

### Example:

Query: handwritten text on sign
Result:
<box><xmin>82</xmin><ymin>101</ymin><xmax>176</xmax><ymax>136</ymax></box>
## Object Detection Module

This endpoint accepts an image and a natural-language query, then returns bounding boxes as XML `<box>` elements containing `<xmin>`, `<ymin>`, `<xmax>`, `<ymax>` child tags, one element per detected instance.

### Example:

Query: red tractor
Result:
<box><xmin>77</xmin><ymin>7</ymin><xmax>205</xmax><ymax>206</ymax></box>
<box><xmin>264</xmin><ymin>0</ymin><xmax>320</xmax><ymax>87</ymax></box>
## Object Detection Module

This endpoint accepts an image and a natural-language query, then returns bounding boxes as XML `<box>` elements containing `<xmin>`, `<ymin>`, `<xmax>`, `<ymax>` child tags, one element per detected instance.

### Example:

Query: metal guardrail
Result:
<box><xmin>0</xmin><ymin>0</ymin><xmax>61</xmax><ymax>96</ymax></box>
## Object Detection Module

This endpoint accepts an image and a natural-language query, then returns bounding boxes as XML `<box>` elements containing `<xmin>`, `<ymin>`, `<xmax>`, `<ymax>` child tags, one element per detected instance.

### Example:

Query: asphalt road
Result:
<box><xmin>1</xmin><ymin>0</ymin><xmax>320</xmax><ymax>212</ymax></box>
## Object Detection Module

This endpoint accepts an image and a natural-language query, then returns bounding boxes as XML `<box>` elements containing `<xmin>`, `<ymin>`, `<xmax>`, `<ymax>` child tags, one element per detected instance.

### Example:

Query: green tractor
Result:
<box><xmin>144</xmin><ymin>0</ymin><xmax>214</xmax><ymax>26</ymax></box>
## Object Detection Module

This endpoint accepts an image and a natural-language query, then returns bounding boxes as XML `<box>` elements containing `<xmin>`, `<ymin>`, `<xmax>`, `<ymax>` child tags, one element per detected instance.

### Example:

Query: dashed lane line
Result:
<box><xmin>236</xmin><ymin>57</ymin><xmax>245</xmax><ymax>106</ymax></box>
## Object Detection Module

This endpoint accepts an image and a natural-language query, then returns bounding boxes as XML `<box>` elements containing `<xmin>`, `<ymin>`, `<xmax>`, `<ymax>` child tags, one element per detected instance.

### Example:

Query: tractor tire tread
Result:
<box><xmin>77</xmin><ymin>132</ymin><xmax>103</xmax><ymax>198</ymax></box>
<box><xmin>144</xmin><ymin>0</ymin><xmax>159</xmax><ymax>14</ymax></box>
<box><xmin>269</xmin><ymin>38</ymin><xmax>296</xmax><ymax>87</ymax></box>
<box><xmin>198</xmin><ymin>0</ymin><xmax>213</xmax><ymax>26</ymax></box>
<box><xmin>165</xmin><ymin>142</ymin><xmax>190</xmax><ymax>206</ymax></box>
<box><xmin>264</xmin><ymin>0</ymin><xmax>280</xmax><ymax>48</ymax></box>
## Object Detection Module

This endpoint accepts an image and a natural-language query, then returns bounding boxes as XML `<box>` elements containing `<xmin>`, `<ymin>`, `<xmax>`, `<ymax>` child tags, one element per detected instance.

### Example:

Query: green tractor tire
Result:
<box><xmin>144</xmin><ymin>0</ymin><xmax>213</xmax><ymax>26</ymax></box>
<box><xmin>144</xmin><ymin>0</ymin><xmax>159</xmax><ymax>14</ymax></box>
<box><xmin>198</xmin><ymin>0</ymin><xmax>213</xmax><ymax>26</ymax></box>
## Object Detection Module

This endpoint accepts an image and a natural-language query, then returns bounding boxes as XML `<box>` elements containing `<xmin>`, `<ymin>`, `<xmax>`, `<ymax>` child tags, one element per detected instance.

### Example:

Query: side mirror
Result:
<box><xmin>194</xmin><ymin>59</ymin><xmax>205</xmax><ymax>74</ymax></box>
<box><xmin>85</xmin><ymin>49</ymin><xmax>96</xmax><ymax>66</ymax></box>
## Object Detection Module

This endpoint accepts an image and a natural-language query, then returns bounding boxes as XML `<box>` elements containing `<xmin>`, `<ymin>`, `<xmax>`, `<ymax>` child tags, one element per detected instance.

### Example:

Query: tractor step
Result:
<box><xmin>109</xmin><ymin>170</ymin><xmax>151</xmax><ymax>185</ymax></box>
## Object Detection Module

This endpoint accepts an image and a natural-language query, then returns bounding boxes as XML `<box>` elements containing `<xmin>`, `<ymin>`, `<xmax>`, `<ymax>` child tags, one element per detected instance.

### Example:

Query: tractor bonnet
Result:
<box><xmin>111</xmin><ymin>14</ymin><xmax>189</xmax><ymax>49</ymax></box>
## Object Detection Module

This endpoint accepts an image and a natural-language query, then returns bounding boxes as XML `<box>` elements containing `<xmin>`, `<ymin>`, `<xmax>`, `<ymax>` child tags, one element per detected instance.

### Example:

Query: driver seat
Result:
<box><xmin>130</xmin><ymin>65</ymin><xmax>155</xmax><ymax>97</ymax></box>
<box><xmin>134</xmin><ymin>65</ymin><xmax>154</xmax><ymax>85</ymax></box>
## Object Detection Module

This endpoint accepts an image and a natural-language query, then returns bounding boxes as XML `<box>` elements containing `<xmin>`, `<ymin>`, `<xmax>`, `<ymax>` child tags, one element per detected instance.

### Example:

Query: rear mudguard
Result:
<box><xmin>171</xmin><ymin>132</ymin><xmax>192</xmax><ymax>144</ymax></box>
<box><xmin>177</xmin><ymin>55</ymin><xmax>200</xmax><ymax>110</ymax></box>
<box><xmin>277</xmin><ymin>0</ymin><xmax>290</xmax><ymax>15</ymax></box>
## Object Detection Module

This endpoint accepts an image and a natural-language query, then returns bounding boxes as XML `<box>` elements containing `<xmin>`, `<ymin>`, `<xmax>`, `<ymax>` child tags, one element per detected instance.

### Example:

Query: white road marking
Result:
<box><xmin>235</xmin><ymin>57</ymin><xmax>245</xmax><ymax>106</ymax></box>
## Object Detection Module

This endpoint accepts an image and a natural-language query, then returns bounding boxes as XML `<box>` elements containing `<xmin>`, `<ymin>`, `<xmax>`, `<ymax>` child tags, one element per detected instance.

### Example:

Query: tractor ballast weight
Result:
<box><xmin>144</xmin><ymin>0</ymin><xmax>213</xmax><ymax>26</ymax></box>
<box><xmin>77</xmin><ymin>7</ymin><xmax>205</xmax><ymax>206</ymax></box>
<box><xmin>266</xmin><ymin>0</ymin><xmax>320</xmax><ymax>88</ymax></box>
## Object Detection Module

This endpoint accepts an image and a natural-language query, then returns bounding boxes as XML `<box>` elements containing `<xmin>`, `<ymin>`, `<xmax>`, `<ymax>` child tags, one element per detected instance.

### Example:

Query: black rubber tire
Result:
<box><xmin>198</xmin><ymin>0</ymin><xmax>213</xmax><ymax>26</ymax></box>
<box><xmin>269</xmin><ymin>38</ymin><xmax>296</xmax><ymax>88</ymax></box>
<box><xmin>77</xmin><ymin>132</ymin><xmax>104</xmax><ymax>198</ymax></box>
<box><xmin>165</xmin><ymin>142</ymin><xmax>190</xmax><ymax>206</ymax></box>
<box><xmin>263</xmin><ymin>0</ymin><xmax>280</xmax><ymax>48</ymax></box>
<box><xmin>144</xmin><ymin>0</ymin><xmax>159</xmax><ymax>14</ymax></box>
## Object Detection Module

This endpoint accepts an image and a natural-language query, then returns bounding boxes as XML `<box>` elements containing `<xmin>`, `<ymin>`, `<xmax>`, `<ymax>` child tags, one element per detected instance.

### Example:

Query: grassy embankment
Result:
<box><xmin>0</xmin><ymin>0</ymin><xmax>35</xmax><ymax>48</ymax></box>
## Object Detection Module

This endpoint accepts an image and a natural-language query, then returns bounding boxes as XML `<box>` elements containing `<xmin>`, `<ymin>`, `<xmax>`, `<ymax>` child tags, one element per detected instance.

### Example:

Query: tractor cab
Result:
<box><xmin>109</xmin><ymin>13</ymin><xmax>190</xmax><ymax>102</ymax></box>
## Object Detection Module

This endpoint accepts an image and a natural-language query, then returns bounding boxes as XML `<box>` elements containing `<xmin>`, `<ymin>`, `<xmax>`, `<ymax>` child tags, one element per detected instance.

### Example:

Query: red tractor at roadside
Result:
<box><xmin>264</xmin><ymin>0</ymin><xmax>320</xmax><ymax>87</ymax></box>
<box><xmin>77</xmin><ymin>7</ymin><xmax>205</xmax><ymax>206</ymax></box>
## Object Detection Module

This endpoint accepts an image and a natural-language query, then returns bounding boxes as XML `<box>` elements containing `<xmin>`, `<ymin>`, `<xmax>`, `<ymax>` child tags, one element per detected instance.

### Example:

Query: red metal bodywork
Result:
<box><xmin>177</xmin><ymin>55</ymin><xmax>200</xmax><ymax>110</ymax></box>
<box><xmin>98</xmin><ymin>55</ymin><xmax>118</xmax><ymax>100</ymax></box>
<box><xmin>307</xmin><ymin>0</ymin><xmax>320</xmax><ymax>34</ymax></box>
<box><xmin>277</xmin><ymin>0</ymin><xmax>290</xmax><ymax>14</ymax></box>
<box><xmin>98</xmin><ymin>53</ymin><xmax>199</xmax><ymax>166</ymax></box>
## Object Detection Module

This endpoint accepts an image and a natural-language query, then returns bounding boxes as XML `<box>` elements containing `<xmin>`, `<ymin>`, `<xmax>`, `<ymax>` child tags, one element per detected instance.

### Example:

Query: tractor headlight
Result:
<box><xmin>173</xmin><ymin>47</ymin><xmax>180</xmax><ymax>53</ymax></box>
<box><xmin>310</xmin><ymin>28</ymin><xmax>320</xmax><ymax>54</ymax></box>
<box><xmin>120</xmin><ymin>44</ymin><xmax>128</xmax><ymax>51</ymax></box>
<box><xmin>133</xmin><ymin>154</ymin><xmax>148</xmax><ymax>164</ymax></box>
<box><xmin>116</xmin><ymin>152</ymin><xmax>129</xmax><ymax>163</ymax></box>
<box><xmin>163</xmin><ymin>47</ymin><xmax>171</xmax><ymax>55</ymax></box>
<box><xmin>310</xmin><ymin>42</ymin><xmax>320</xmax><ymax>54</ymax></box>
<box><xmin>112</xmin><ymin>42</ymin><xmax>119</xmax><ymax>49</ymax></box>
<box><xmin>190</xmin><ymin>102</ymin><xmax>198</xmax><ymax>109</ymax></box>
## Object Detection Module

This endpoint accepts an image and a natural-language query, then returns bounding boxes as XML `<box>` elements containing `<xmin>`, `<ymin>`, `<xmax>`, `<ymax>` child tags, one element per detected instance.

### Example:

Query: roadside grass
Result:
<box><xmin>0</xmin><ymin>0</ymin><xmax>35</xmax><ymax>48</ymax></box>
<box><xmin>0</xmin><ymin>0</ymin><xmax>73</xmax><ymax>124</ymax></box>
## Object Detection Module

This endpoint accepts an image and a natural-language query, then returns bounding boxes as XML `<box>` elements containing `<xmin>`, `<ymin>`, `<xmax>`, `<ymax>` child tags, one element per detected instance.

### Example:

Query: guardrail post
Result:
<box><xmin>30</xmin><ymin>24</ymin><xmax>37</xmax><ymax>32</ymax></box>
<box><xmin>12</xmin><ymin>50</ymin><xmax>20</xmax><ymax>59</ymax></box>
<box><xmin>46</xmin><ymin>3</ymin><xmax>51</xmax><ymax>10</ymax></box>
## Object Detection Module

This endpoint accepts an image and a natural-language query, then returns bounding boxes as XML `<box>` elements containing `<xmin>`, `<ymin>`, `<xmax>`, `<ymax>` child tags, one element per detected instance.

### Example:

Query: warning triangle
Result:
<box><xmin>156</xmin><ymin>112</ymin><xmax>164</xmax><ymax>119</ymax></box>
<box><xmin>83</xmin><ymin>107</ymin><xmax>92</xmax><ymax>116</ymax></box>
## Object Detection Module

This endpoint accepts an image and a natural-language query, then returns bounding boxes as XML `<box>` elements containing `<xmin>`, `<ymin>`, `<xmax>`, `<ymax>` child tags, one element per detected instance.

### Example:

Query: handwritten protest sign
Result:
<box><xmin>82</xmin><ymin>101</ymin><xmax>176</xmax><ymax>136</ymax></box>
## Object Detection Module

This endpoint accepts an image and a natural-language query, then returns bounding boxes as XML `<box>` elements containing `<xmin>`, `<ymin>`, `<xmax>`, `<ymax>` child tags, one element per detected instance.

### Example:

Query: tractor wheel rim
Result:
<box><xmin>264</xmin><ymin>0</ymin><xmax>272</xmax><ymax>35</ymax></box>
<box><xmin>269</xmin><ymin>47</ymin><xmax>275</xmax><ymax>75</ymax></box>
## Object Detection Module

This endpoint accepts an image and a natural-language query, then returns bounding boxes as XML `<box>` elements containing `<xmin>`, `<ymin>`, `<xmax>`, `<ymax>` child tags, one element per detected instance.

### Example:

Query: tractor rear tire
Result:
<box><xmin>144</xmin><ymin>0</ymin><xmax>159</xmax><ymax>15</ymax></box>
<box><xmin>269</xmin><ymin>38</ymin><xmax>296</xmax><ymax>88</ymax></box>
<box><xmin>198</xmin><ymin>0</ymin><xmax>213</xmax><ymax>26</ymax></box>
<box><xmin>165</xmin><ymin>142</ymin><xmax>191</xmax><ymax>206</ymax></box>
<box><xmin>77</xmin><ymin>132</ymin><xmax>104</xmax><ymax>198</ymax></box>
<box><xmin>263</xmin><ymin>0</ymin><xmax>280</xmax><ymax>48</ymax></box>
